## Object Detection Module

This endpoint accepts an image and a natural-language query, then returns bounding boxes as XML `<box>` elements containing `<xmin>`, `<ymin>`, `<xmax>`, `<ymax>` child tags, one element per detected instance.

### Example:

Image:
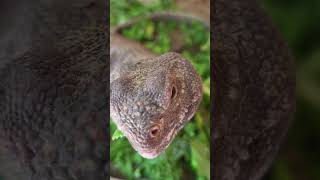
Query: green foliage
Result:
<box><xmin>110</xmin><ymin>0</ymin><xmax>210</xmax><ymax>179</ymax></box>
<box><xmin>112</xmin><ymin>129</ymin><xmax>125</xmax><ymax>141</ymax></box>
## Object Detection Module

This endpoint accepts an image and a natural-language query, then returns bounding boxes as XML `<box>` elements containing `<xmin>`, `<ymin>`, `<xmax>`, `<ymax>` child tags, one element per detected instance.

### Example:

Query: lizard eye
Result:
<box><xmin>171</xmin><ymin>85</ymin><xmax>177</xmax><ymax>99</ymax></box>
<box><xmin>149</xmin><ymin>125</ymin><xmax>160</xmax><ymax>138</ymax></box>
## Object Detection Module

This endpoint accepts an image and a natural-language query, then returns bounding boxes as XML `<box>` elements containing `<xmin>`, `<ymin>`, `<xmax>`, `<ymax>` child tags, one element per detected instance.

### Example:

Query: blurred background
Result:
<box><xmin>110</xmin><ymin>0</ymin><xmax>210</xmax><ymax>179</ymax></box>
<box><xmin>262</xmin><ymin>0</ymin><xmax>320</xmax><ymax>180</ymax></box>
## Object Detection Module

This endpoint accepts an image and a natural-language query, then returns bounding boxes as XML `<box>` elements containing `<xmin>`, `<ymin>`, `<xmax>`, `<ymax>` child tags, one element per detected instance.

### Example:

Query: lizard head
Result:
<box><xmin>110</xmin><ymin>52</ymin><xmax>202</xmax><ymax>159</ymax></box>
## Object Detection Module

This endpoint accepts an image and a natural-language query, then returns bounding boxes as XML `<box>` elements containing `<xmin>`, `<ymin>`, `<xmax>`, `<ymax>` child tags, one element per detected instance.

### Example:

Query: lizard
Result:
<box><xmin>110</xmin><ymin>13</ymin><xmax>207</xmax><ymax>159</ymax></box>
<box><xmin>0</xmin><ymin>0</ymin><xmax>108</xmax><ymax>179</ymax></box>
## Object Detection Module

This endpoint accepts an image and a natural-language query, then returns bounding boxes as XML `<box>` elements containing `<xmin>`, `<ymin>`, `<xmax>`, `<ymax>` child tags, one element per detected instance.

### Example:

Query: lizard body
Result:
<box><xmin>213</xmin><ymin>0</ymin><xmax>295</xmax><ymax>179</ymax></box>
<box><xmin>0</xmin><ymin>0</ymin><xmax>108</xmax><ymax>179</ymax></box>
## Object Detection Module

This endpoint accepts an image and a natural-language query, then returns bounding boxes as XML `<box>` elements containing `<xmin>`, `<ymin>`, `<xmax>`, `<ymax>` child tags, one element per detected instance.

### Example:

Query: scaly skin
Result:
<box><xmin>110</xmin><ymin>20</ymin><xmax>203</xmax><ymax>158</ymax></box>
<box><xmin>0</xmin><ymin>0</ymin><xmax>108</xmax><ymax>179</ymax></box>
<box><xmin>213</xmin><ymin>0</ymin><xmax>295</xmax><ymax>179</ymax></box>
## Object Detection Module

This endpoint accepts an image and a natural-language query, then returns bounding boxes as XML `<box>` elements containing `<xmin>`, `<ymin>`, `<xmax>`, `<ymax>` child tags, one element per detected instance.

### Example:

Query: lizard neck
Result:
<box><xmin>110</xmin><ymin>34</ymin><xmax>156</xmax><ymax>82</ymax></box>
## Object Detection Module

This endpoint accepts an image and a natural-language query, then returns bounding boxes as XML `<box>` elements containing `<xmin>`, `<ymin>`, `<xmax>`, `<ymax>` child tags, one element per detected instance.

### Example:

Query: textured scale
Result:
<box><xmin>213</xmin><ymin>0</ymin><xmax>295</xmax><ymax>179</ymax></box>
<box><xmin>0</xmin><ymin>0</ymin><xmax>108</xmax><ymax>180</ymax></box>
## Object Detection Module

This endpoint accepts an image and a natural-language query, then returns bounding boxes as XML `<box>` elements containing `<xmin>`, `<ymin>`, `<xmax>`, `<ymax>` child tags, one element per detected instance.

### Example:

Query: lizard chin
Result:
<box><xmin>131</xmin><ymin>140</ymin><xmax>169</xmax><ymax>159</ymax></box>
<box><xmin>138</xmin><ymin>149</ymin><xmax>161</xmax><ymax>159</ymax></box>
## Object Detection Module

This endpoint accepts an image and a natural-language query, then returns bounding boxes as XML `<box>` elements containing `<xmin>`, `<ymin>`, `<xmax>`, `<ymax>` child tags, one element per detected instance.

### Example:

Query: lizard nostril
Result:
<box><xmin>150</xmin><ymin>125</ymin><xmax>160</xmax><ymax>137</ymax></box>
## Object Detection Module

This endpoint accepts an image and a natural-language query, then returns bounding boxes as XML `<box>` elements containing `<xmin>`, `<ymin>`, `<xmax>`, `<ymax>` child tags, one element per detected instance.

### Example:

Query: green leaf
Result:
<box><xmin>112</xmin><ymin>129</ymin><xmax>125</xmax><ymax>141</ymax></box>
<box><xmin>190</xmin><ymin>139</ymin><xmax>210</xmax><ymax>179</ymax></box>
<box><xmin>203</xmin><ymin>78</ymin><xmax>210</xmax><ymax>97</ymax></box>
<box><xmin>145</xmin><ymin>22</ymin><xmax>155</xmax><ymax>39</ymax></box>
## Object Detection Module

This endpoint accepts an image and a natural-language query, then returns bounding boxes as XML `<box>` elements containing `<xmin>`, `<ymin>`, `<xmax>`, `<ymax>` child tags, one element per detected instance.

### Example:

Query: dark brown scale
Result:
<box><xmin>213</xmin><ymin>0</ymin><xmax>295</xmax><ymax>179</ymax></box>
<box><xmin>0</xmin><ymin>0</ymin><xmax>108</xmax><ymax>180</ymax></box>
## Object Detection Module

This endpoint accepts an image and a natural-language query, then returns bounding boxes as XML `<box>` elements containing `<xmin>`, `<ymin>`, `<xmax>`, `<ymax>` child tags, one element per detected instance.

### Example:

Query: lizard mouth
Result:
<box><xmin>135</xmin><ymin>143</ymin><xmax>168</xmax><ymax>159</ymax></box>
<box><xmin>139</xmin><ymin>149</ymin><xmax>161</xmax><ymax>159</ymax></box>
<box><xmin>130</xmin><ymin>139</ymin><xmax>166</xmax><ymax>159</ymax></box>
